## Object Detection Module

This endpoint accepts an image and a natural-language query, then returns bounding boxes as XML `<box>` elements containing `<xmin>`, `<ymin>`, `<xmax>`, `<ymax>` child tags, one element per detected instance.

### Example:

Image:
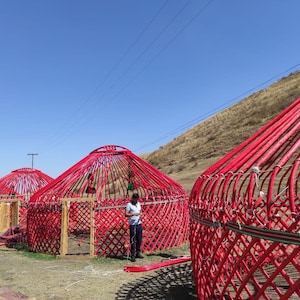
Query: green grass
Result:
<box><xmin>11</xmin><ymin>241</ymin><xmax>190</xmax><ymax>263</ymax></box>
<box><xmin>92</xmin><ymin>242</ymin><xmax>191</xmax><ymax>266</ymax></box>
<box><xmin>12</xmin><ymin>242</ymin><xmax>57</xmax><ymax>260</ymax></box>
<box><xmin>20</xmin><ymin>251</ymin><xmax>57</xmax><ymax>260</ymax></box>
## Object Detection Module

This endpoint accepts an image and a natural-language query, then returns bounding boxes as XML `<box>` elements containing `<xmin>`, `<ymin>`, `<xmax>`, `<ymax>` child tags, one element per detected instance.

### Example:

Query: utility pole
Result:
<box><xmin>27</xmin><ymin>153</ymin><xmax>38</xmax><ymax>169</ymax></box>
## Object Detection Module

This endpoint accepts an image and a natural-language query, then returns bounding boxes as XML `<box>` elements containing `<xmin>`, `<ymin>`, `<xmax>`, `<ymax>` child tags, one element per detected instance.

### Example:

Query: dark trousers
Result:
<box><xmin>129</xmin><ymin>224</ymin><xmax>143</xmax><ymax>257</ymax></box>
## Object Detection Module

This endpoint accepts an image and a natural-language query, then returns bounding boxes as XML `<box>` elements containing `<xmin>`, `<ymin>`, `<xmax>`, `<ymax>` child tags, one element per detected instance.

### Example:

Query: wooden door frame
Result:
<box><xmin>60</xmin><ymin>197</ymin><xmax>96</xmax><ymax>257</ymax></box>
<box><xmin>0</xmin><ymin>195</ymin><xmax>22</xmax><ymax>232</ymax></box>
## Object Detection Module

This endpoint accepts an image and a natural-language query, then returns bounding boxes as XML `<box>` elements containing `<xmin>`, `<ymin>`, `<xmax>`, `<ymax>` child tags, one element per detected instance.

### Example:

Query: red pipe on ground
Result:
<box><xmin>123</xmin><ymin>256</ymin><xmax>191</xmax><ymax>272</ymax></box>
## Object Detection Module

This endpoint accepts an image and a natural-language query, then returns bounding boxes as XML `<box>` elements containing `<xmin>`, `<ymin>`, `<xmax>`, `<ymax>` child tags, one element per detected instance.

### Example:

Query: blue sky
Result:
<box><xmin>1</xmin><ymin>0</ymin><xmax>299</xmax><ymax>178</ymax></box>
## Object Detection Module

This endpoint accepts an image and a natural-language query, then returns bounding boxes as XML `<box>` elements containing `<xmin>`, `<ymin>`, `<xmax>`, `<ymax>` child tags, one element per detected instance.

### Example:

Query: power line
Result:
<box><xmin>37</xmin><ymin>0</ymin><xmax>203</xmax><ymax>155</ymax></box>
<box><xmin>73</xmin><ymin>0</ymin><xmax>214</xmax><ymax>127</ymax></box>
<box><xmin>107</xmin><ymin>0</ymin><xmax>193</xmax><ymax>92</ymax></box>
<box><xmin>133</xmin><ymin>63</ymin><xmax>300</xmax><ymax>152</ymax></box>
<box><xmin>34</xmin><ymin>1</ymin><xmax>297</xmax><ymax>158</ymax></box>
<box><xmin>37</xmin><ymin>1</ymin><xmax>169</xmax><ymax>155</ymax></box>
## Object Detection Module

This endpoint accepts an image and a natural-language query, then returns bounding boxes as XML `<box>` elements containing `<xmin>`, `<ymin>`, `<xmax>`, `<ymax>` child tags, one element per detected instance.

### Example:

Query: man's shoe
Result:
<box><xmin>130</xmin><ymin>256</ymin><xmax>136</xmax><ymax>262</ymax></box>
<box><xmin>136</xmin><ymin>253</ymin><xmax>144</xmax><ymax>259</ymax></box>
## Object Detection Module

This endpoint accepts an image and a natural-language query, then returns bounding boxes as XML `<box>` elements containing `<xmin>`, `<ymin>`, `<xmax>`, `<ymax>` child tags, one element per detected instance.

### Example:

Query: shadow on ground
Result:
<box><xmin>116</xmin><ymin>262</ymin><xmax>197</xmax><ymax>300</ymax></box>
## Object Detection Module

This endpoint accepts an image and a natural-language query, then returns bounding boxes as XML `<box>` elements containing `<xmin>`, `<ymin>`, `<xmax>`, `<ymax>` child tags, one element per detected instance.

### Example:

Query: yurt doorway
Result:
<box><xmin>60</xmin><ymin>197</ymin><xmax>96</xmax><ymax>256</ymax></box>
<box><xmin>0</xmin><ymin>195</ymin><xmax>21</xmax><ymax>233</ymax></box>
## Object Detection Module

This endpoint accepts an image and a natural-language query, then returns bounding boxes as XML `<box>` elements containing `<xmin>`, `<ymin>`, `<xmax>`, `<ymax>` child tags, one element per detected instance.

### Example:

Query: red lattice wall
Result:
<box><xmin>0</xmin><ymin>168</ymin><xmax>53</xmax><ymax>225</ymax></box>
<box><xmin>189</xmin><ymin>99</ymin><xmax>300</xmax><ymax>299</ymax></box>
<box><xmin>27</xmin><ymin>145</ymin><xmax>189</xmax><ymax>256</ymax></box>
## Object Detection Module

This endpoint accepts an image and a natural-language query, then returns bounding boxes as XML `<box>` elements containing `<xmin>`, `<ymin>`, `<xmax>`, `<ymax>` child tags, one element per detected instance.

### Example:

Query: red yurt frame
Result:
<box><xmin>27</xmin><ymin>145</ymin><xmax>189</xmax><ymax>257</ymax></box>
<box><xmin>189</xmin><ymin>99</ymin><xmax>300</xmax><ymax>299</ymax></box>
<box><xmin>0</xmin><ymin>168</ymin><xmax>53</xmax><ymax>227</ymax></box>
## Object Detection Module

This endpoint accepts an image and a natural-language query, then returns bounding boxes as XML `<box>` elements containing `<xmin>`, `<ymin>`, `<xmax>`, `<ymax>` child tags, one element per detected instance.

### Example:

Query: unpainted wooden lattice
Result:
<box><xmin>0</xmin><ymin>168</ymin><xmax>53</xmax><ymax>227</ymax></box>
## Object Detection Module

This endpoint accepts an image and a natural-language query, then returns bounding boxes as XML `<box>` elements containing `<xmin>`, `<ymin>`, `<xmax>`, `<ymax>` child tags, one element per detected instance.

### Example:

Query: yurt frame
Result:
<box><xmin>189</xmin><ymin>99</ymin><xmax>300</xmax><ymax>299</ymax></box>
<box><xmin>0</xmin><ymin>168</ymin><xmax>53</xmax><ymax>230</ymax></box>
<box><xmin>27</xmin><ymin>145</ymin><xmax>189</xmax><ymax>257</ymax></box>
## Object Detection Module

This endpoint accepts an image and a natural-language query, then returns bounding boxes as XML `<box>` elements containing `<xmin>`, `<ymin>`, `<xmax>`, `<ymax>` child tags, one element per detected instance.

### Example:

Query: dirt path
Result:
<box><xmin>0</xmin><ymin>246</ymin><xmax>195</xmax><ymax>300</ymax></box>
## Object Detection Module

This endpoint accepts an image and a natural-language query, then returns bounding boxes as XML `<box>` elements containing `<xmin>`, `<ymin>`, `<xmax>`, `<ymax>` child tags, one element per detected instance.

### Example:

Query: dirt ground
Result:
<box><xmin>0</xmin><ymin>244</ymin><xmax>196</xmax><ymax>300</ymax></box>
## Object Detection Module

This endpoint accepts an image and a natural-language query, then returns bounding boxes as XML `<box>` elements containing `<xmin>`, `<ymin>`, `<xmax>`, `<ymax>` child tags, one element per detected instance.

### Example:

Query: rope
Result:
<box><xmin>226</xmin><ymin>222</ymin><xmax>300</xmax><ymax>245</ymax></box>
<box><xmin>190</xmin><ymin>212</ymin><xmax>300</xmax><ymax>245</ymax></box>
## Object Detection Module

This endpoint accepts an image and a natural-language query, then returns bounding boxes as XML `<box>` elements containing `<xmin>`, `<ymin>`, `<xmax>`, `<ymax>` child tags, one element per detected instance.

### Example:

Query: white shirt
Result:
<box><xmin>126</xmin><ymin>202</ymin><xmax>142</xmax><ymax>225</ymax></box>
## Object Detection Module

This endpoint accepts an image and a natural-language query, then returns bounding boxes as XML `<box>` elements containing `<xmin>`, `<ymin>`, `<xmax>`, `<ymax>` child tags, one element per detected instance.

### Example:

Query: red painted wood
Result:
<box><xmin>27</xmin><ymin>145</ymin><xmax>189</xmax><ymax>256</ymax></box>
<box><xmin>0</xmin><ymin>168</ymin><xmax>53</xmax><ymax>223</ymax></box>
<box><xmin>189</xmin><ymin>98</ymin><xmax>300</xmax><ymax>299</ymax></box>
<box><xmin>123</xmin><ymin>256</ymin><xmax>191</xmax><ymax>272</ymax></box>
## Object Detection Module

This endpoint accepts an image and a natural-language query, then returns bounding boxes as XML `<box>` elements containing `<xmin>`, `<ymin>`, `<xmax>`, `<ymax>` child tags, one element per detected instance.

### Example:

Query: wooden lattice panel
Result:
<box><xmin>0</xmin><ymin>195</ymin><xmax>22</xmax><ymax>233</ymax></box>
<box><xmin>27</xmin><ymin>145</ymin><xmax>189</xmax><ymax>257</ymax></box>
<box><xmin>189</xmin><ymin>99</ymin><xmax>300</xmax><ymax>299</ymax></box>
<box><xmin>94</xmin><ymin>196</ymin><xmax>189</xmax><ymax>257</ymax></box>
<box><xmin>0</xmin><ymin>168</ymin><xmax>53</xmax><ymax>225</ymax></box>
<box><xmin>27</xmin><ymin>201</ymin><xmax>62</xmax><ymax>255</ymax></box>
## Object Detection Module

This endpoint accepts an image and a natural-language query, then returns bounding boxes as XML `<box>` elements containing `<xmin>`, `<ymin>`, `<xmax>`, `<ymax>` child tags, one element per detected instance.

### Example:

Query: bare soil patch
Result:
<box><xmin>0</xmin><ymin>244</ymin><xmax>195</xmax><ymax>300</ymax></box>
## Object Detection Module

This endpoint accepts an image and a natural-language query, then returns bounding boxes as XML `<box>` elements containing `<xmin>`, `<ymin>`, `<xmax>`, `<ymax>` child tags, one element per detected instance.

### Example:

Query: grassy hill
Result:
<box><xmin>142</xmin><ymin>70</ymin><xmax>300</xmax><ymax>192</ymax></box>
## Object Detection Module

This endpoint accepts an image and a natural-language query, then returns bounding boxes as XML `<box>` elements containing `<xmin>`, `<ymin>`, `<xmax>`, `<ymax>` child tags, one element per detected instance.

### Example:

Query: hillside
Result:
<box><xmin>142</xmin><ymin>70</ymin><xmax>300</xmax><ymax>192</ymax></box>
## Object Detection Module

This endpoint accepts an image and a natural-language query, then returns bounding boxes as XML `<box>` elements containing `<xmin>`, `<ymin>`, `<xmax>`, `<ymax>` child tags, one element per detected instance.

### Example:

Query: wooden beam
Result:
<box><xmin>59</xmin><ymin>197</ymin><xmax>96</xmax><ymax>257</ymax></box>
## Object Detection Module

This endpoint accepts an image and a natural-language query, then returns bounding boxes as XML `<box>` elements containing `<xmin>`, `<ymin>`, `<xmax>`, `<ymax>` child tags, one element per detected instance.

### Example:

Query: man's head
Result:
<box><xmin>131</xmin><ymin>193</ymin><xmax>139</xmax><ymax>204</ymax></box>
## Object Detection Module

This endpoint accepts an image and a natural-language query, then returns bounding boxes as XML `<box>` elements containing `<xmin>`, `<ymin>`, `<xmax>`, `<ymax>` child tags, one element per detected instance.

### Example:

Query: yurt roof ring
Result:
<box><xmin>90</xmin><ymin>145</ymin><xmax>130</xmax><ymax>155</ymax></box>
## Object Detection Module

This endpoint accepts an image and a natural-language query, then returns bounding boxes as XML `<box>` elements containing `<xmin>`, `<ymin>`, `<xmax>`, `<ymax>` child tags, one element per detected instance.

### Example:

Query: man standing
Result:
<box><xmin>125</xmin><ymin>193</ymin><xmax>144</xmax><ymax>262</ymax></box>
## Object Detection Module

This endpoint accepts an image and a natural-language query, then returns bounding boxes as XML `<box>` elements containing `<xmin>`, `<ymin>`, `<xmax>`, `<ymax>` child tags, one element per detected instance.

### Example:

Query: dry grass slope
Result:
<box><xmin>142</xmin><ymin>70</ymin><xmax>300</xmax><ymax>192</ymax></box>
